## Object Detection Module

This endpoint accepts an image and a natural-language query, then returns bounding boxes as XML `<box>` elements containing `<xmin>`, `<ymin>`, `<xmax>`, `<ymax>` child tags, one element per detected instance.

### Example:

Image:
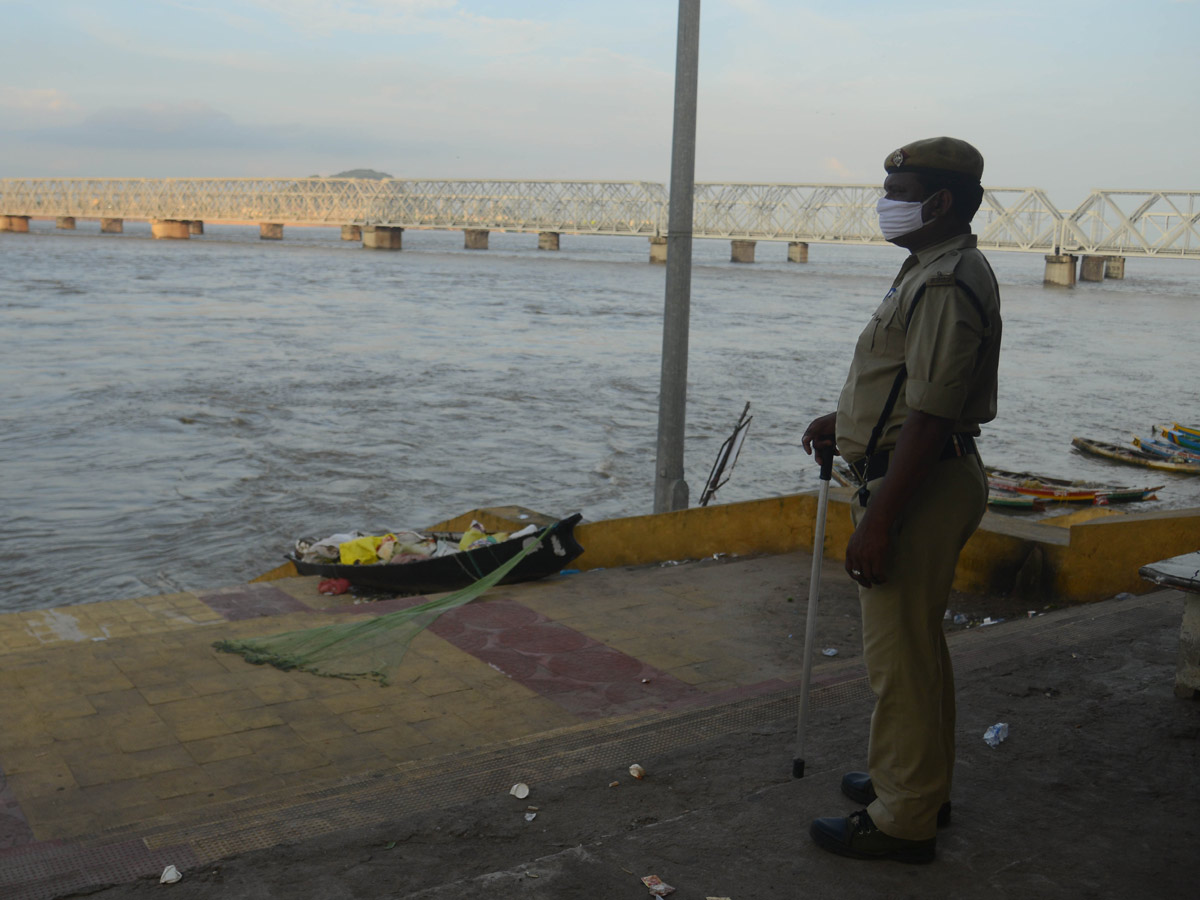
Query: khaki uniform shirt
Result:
<box><xmin>835</xmin><ymin>234</ymin><xmax>1002</xmax><ymax>463</ymax></box>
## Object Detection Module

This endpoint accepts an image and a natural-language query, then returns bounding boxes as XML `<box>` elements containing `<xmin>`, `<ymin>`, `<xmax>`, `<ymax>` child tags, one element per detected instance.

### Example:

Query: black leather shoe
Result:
<box><xmin>841</xmin><ymin>771</ymin><xmax>952</xmax><ymax>828</ymax></box>
<box><xmin>810</xmin><ymin>809</ymin><xmax>935</xmax><ymax>863</ymax></box>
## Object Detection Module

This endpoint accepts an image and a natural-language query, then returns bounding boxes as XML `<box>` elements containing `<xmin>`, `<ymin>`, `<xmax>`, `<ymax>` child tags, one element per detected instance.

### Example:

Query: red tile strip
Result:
<box><xmin>429</xmin><ymin>599</ymin><xmax>702</xmax><ymax>719</ymax></box>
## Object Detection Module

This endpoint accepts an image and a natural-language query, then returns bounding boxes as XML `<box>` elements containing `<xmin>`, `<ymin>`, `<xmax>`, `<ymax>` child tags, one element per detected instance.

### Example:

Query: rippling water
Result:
<box><xmin>2</xmin><ymin>222</ymin><xmax>1198</xmax><ymax>613</ymax></box>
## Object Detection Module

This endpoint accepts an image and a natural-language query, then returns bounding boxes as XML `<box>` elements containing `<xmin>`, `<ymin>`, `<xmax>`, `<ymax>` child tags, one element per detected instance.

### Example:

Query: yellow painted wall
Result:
<box><xmin>1053</xmin><ymin>508</ymin><xmax>1200</xmax><ymax>599</ymax></box>
<box><xmin>572</xmin><ymin>493</ymin><xmax>1200</xmax><ymax>604</ymax></box>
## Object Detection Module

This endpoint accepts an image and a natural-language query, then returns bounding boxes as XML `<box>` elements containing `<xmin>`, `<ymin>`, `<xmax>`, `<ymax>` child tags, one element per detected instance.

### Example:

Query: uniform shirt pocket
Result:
<box><xmin>868</xmin><ymin>296</ymin><xmax>906</xmax><ymax>358</ymax></box>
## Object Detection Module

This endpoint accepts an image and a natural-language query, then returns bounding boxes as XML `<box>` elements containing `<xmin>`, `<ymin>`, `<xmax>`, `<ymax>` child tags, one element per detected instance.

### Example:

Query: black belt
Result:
<box><xmin>847</xmin><ymin>433</ymin><xmax>977</xmax><ymax>484</ymax></box>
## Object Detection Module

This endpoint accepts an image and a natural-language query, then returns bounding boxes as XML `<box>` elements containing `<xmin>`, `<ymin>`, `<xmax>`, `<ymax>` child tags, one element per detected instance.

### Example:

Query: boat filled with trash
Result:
<box><xmin>285</xmin><ymin>513</ymin><xmax>585</xmax><ymax>595</ymax></box>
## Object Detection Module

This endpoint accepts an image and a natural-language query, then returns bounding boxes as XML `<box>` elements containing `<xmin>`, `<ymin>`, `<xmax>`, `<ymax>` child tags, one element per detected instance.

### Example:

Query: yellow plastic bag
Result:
<box><xmin>458</xmin><ymin>527</ymin><xmax>486</xmax><ymax>552</ymax></box>
<box><xmin>339</xmin><ymin>534</ymin><xmax>396</xmax><ymax>565</ymax></box>
<box><xmin>457</xmin><ymin>520</ymin><xmax>508</xmax><ymax>552</ymax></box>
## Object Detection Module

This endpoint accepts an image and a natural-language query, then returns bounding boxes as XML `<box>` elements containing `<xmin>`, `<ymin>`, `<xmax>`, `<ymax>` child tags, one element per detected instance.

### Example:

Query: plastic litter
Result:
<box><xmin>983</xmin><ymin>722</ymin><xmax>1009</xmax><ymax>748</ymax></box>
<box><xmin>953</xmin><ymin>613</ymin><xmax>968</xmax><ymax>625</ymax></box>
<box><xmin>160</xmin><ymin>865</ymin><xmax>182</xmax><ymax>884</ymax></box>
<box><xmin>641</xmin><ymin>875</ymin><xmax>676</xmax><ymax>896</ymax></box>
<box><xmin>629</xmin><ymin>763</ymin><xmax>646</xmax><ymax>780</ymax></box>
<box><xmin>339</xmin><ymin>534</ymin><xmax>396</xmax><ymax>565</ymax></box>
<box><xmin>524</xmin><ymin>812</ymin><xmax>537</xmax><ymax>822</ymax></box>
<box><xmin>821</xmin><ymin>647</ymin><xmax>838</xmax><ymax>657</ymax></box>
<box><xmin>459</xmin><ymin>520</ymin><xmax>509</xmax><ymax>551</ymax></box>
<box><xmin>509</xmin><ymin>782</ymin><xmax>530</xmax><ymax>799</ymax></box>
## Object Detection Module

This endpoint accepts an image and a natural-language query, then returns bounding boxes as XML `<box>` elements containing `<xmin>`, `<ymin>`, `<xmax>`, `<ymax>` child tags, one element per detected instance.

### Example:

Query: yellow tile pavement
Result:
<box><xmin>0</xmin><ymin>553</ymin><xmax>816</xmax><ymax>852</ymax></box>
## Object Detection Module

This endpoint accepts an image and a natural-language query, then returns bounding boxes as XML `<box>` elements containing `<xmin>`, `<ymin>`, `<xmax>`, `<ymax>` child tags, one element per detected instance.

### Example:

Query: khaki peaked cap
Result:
<box><xmin>884</xmin><ymin>137</ymin><xmax>984</xmax><ymax>182</ymax></box>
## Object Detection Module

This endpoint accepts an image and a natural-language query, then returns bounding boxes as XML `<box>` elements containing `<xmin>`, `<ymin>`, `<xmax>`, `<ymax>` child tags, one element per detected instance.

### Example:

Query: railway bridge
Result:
<box><xmin>2</xmin><ymin>178</ymin><xmax>1198</xmax><ymax>285</ymax></box>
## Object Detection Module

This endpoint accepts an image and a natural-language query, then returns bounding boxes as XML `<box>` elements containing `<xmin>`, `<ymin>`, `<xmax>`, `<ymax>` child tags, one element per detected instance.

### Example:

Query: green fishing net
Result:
<box><xmin>214</xmin><ymin>526</ymin><xmax>549</xmax><ymax>685</ymax></box>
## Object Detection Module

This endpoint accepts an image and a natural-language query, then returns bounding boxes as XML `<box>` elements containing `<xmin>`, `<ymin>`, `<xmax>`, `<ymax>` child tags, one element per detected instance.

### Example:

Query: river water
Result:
<box><xmin>2</xmin><ymin>222</ymin><xmax>1198</xmax><ymax>613</ymax></box>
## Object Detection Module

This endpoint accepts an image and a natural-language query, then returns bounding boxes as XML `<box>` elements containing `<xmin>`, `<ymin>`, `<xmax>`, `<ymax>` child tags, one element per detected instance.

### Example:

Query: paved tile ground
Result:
<box><xmin>0</xmin><ymin>554</ymin><xmax>820</xmax><ymax>862</ymax></box>
<box><xmin>2</xmin><ymin>550</ymin><xmax>1188</xmax><ymax>899</ymax></box>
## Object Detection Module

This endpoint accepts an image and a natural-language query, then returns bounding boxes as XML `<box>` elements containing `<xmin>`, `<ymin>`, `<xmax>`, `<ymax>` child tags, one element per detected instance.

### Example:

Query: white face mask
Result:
<box><xmin>876</xmin><ymin>195</ymin><xmax>933</xmax><ymax>240</ymax></box>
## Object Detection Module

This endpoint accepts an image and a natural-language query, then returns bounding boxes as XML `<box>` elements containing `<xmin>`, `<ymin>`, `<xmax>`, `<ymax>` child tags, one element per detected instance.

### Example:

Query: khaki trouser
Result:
<box><xmin>851</xmin><ymin>453</ymin><xmax>987</xmax><ymax>840</ymax></box>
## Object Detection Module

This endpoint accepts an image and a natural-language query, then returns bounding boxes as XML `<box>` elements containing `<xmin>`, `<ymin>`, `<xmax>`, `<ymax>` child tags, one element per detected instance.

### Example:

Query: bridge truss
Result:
<box><xmin>1</xmin><ymin>178</ymin><xmax>1197</xmax><ymax>259</ymax></box>
<box><xmin>1061</xmin><ymin>191</ymin><xmax>1200</xmax><ymax>258</ymax></box>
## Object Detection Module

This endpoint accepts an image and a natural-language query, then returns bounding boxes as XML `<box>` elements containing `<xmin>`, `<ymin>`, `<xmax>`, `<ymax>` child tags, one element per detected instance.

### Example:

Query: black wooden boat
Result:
<box><xmin>287</xmin><ymin>513</ymin><xmax>584</xmax><ymax>594</ymax></box>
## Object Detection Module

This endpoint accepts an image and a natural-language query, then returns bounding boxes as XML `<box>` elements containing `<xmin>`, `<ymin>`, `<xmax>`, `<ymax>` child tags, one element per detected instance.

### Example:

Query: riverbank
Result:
<box><xmin>2</xmin><ymin>496</ymin><xmax>1197</xmax><ymax>898</ymax></box>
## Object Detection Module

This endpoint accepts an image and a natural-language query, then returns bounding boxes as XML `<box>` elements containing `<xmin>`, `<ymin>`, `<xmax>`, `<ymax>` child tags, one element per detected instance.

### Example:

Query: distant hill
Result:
<box><xmin>330</xmin><ymin>168</ymin><xmax>394</xmax><ymax>180</ymax></box>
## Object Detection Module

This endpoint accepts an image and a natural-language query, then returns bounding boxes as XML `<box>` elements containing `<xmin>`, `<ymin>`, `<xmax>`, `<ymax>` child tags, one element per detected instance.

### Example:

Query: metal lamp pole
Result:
<box><xmin>654</xmin><ymin>0</ymin><xmax>701</xmax><ymax>514</ymax></box>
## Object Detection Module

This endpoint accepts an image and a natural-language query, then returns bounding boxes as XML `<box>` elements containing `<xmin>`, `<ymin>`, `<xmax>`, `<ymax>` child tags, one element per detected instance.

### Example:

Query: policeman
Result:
<box><xmin>801</xmin><ymin>136</ymin><xmax>1002</xmax><ymax>863</ymax></box>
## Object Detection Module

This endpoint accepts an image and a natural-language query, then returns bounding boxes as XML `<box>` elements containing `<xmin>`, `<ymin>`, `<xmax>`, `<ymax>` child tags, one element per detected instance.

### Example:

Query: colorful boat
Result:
<box><xmin>1072</xmin><ymin>436</ymin><xmax>1200</xmax><ymax>475</ymax></box>
<box><xmin>835</xmin><ymin>463</ymin><xmax>1045</xmax><ymax>509</ymax></box>
<box><xmin>1134</xmin><ymin>436</ymin><xmax>1200</xmax><ymax>463</ymax></box>
<box><xmin>1173</xmin><ymin>423</ymin><xmax>1200</xmax><ymax>440</ymax></box>
<box><xmin>986</xmin><ymin>488</ymin><xmax>1045</xmax><ymax>510</ymax></box>
<box><xmin>1160</xmin><ymin>426</ymin><xmax>1200</xmax><ymax>454</ymax></box>
<box><xmin>986</xmin><ymin>468</ymin><xmax>1161</xmax><ymax>505</ymax></box>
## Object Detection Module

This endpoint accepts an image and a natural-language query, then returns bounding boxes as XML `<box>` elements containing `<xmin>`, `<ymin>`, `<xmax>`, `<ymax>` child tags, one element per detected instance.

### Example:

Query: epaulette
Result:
<box><xmin>924</xmin><ymin>249</ymin><xmax>964</xmax><ymax>288</ymax></box>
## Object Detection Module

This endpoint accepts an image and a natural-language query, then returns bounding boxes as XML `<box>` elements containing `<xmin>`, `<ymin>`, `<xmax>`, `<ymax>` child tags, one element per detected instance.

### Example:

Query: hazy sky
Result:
<box><xmin>2</xmin><ymin>0</ymin><xmax>1195</xmax><ymax>206</ymax></box>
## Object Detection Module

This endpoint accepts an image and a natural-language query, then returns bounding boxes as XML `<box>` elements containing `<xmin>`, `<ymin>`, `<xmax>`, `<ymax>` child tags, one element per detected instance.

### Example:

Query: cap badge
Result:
<box><xmin>891</xmin><ymin>149</ymin><xmax>907</xmax><ymax>168</ymax></box>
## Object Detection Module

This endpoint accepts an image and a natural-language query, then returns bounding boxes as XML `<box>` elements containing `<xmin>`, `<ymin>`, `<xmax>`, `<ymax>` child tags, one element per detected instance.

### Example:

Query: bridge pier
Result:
<box><xmin>1</xmin><ymin>215</ymin><xmax>30</xmax><ymax>233</ymax></box>
<box><xmin>260</xmin><ymin>223</ymin><xmax>283</xmax><ymax>240</ymax></box>
<box><xmin>1105</xmin><ymin>256</ymin><xmax>1126</xmax><ymax>280</ymax></box>
<box><xmin>56</xmin><ymin>216</ymin><xmax>76</xmax><ymax>230</ymax></box>
<box><xmin>787</xmin><ymin>241</ymin><xmax>809</xmax><ymax>263</ymax></box>
<box><xmin>464</xmin><ymin>229</ymin><xmax>489</xmax><ymax>250</ymax></box>
<box><xmin>188</xmin><ymin>220</ymin><xmax>204</xmax><ymax>235</ymax></box>
<box><xmin>730</xmin><ymin>240</ymin><xmax>756</xmax><ymax>263</ymax></box>
<box><xmin>649</xmin><ymin>235</ymin><xmax>667</xmax><ymax>264</ymax></box>
<box><xmin>1079</xmin><ymin>255</ymin><xmax>1106</xmax><ymax>282</ymax></box>
<box><xmin>151</xmin><ymin>220</ymin><xmax>190</xmax><ymax>240</ymax></box>
<box><xmin>538</xmin><ymin>231</ymin><xmax>560</xmax><ymax>251</ymax></box>
<box><xmin>341</xmin><ymin>225</ymin><xmax>362</xmax><ymax>241</ymax></box>
<box><xmin>1043</xmin><ymin>253</ymin><xmax>1077</xmax><ymax>287</ymax></box>
<box><xmin>362</xmin><ymin>225</ymin><xmax>403</xmax><ymax>250</ymax></box>
<box><xmin>101</xmin><ymin>218</ymin><xmax>123</xmax><ymax>234</ymax></box>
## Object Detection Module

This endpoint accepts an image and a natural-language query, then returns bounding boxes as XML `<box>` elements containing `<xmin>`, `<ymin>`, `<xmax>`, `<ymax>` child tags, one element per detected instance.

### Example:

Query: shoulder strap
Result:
<box><xmin>859</xmin><ymin>285</ymin><xmax>927</xmax><ymax>468</ymax></box>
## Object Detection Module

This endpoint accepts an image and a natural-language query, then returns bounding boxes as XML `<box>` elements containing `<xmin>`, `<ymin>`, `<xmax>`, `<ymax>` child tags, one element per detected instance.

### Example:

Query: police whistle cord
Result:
<box><xmin>793</xmin><ymin>452</ymin><xmax>833</xmax><ymax>778</ymax></box>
